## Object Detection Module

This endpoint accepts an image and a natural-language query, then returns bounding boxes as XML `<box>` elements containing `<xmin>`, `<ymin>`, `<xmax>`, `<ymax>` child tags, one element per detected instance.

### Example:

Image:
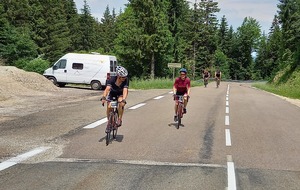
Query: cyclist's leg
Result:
<box><xmin>106</xmin><ymin>95</ymin><xmax>113</xmax><ymax>120</ymax></box>
<box><xmin>174</xmin><ymin>94</ymin><xmax>180</xmax><ymax>121</ymax></box>
<box><xmin>183</xmin><ymin>93</ymin><xmax>188</xmax><ymax>114</ymax></box>
<box><xmin>117</xmin><ymin>96</ymin><xmax>125</xmax><ymax>126</ymax></box>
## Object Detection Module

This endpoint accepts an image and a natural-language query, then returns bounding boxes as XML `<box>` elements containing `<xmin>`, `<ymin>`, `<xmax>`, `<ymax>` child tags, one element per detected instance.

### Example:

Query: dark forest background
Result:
<box><xmin>0</xmin><ymin>0</ymin><xmax>299</xmax><ymax>82</ymax></box>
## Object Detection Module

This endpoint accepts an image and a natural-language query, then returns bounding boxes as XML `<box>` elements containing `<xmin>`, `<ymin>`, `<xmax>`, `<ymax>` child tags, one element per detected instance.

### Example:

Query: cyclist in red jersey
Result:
<box><xmin>173</xmin><ymin>68</ymin><xmax>191</xmax><ymax>122</ymax></box>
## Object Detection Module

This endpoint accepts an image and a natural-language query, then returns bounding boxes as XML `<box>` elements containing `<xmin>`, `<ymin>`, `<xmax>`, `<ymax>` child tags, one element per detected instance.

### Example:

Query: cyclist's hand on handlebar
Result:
<box><xmin>101</xmin><ymin>96</ymin><xmax>106</xmax><ymax>106</ymax></box>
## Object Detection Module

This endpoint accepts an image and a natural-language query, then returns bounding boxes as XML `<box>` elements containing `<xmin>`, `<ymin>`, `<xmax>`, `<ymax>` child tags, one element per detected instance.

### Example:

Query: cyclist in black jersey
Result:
<box><xmin>215</xmin><ymin>69</ymin><xmax>221</xmax><ymax>88</ymax></box>
<box><xmin>101</xmin><ymin>66</ymin><xmax>129</xmax><ymax>127</ymax></box>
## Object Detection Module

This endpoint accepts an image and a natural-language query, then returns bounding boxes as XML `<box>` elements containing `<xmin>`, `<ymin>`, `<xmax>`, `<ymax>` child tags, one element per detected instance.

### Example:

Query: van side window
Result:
<box><xmin>110</xmin><ymin>61</ymin><xmax>114</xmax><ymax>72</ymax></box>
<box><xmin>57</xmin><ymin>59</ymin><xmax>67</xmax><ymax>69</ymax></box>
<box><xmin>114</xmin><ymin>61</ymin><xmax>117</xmax><ymax>72</ymax></box>
<box><xmin>72</xmin><ymin>63</ymin><xmax>83</xmax><ymax>70</ymax></box>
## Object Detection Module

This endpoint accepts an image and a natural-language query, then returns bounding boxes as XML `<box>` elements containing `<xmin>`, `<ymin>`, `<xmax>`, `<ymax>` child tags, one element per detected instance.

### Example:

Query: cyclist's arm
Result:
<box><xmin>187</xmin><ymin>79</ymin><xmax>191</xmax><ymax>96</ymax></box>
<box><xmin>122</xmin><ymin>87</ymin><xmax>128</xmax><ymax>100</ymax></box>
<box><xmin>173</xmin><ymin>79</ymin><xmax>178</xmax><ymax>94</ymax></box>
<box><xmin>187</xmin><ymin>87</ymin><xmax>191</xmax><ymax>96</ymax></box>
<box><xmin>102</xmin><ymin>85</ymin><xmax>111</xmax><ymax>99</ymax></box>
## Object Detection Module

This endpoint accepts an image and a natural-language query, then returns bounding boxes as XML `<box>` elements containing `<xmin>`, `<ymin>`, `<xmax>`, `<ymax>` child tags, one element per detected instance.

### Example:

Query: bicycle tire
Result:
<box><xmin>113</xmin><ymin>112</ymin><xmax>118</xmax><ymax>139</ymax></box>
<box><xmin>106</xmin><ymin>113</ymin><xmax>114</xmax><ymax>146</ymax></box>
<box><xmin>176</xmin><ymin>104</ymin><xmax>182</xmax><ymax>129</ymax></box>
<box><xmin>106</xmin><ymin>129</ymin><xmax>111</xmax><ymax>146</ymax></box>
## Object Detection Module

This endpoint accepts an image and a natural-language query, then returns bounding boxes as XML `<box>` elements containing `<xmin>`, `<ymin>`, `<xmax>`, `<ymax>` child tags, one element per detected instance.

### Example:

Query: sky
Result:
<box><xmin>73</xmin><ymin>0</ymin><xmax>279</xmax><ymax>33</ymax></box>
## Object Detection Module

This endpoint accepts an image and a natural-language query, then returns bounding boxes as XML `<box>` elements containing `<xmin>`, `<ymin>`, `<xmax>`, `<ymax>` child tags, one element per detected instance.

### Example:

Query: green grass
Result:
<box><xmin>253</xmin><ymin>65</ymin><xmax>300</xmax><ymax>99</ymax></box>
<box><xmin>130</xmin><ymin>77</ymin><xmax>202</xmax><ymax>90</ymax></box>
<box><xmin>253</xmin><ymin>82</ymin><xmax>300</xmax><ymax>99</ymax></box>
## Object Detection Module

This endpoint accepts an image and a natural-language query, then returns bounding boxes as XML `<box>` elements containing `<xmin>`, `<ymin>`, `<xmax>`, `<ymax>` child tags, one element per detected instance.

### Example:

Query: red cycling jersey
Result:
<box><xmin>173</xmin><ymin>77</ymin><xmax>191</xmax><ymax>94</ymax></box>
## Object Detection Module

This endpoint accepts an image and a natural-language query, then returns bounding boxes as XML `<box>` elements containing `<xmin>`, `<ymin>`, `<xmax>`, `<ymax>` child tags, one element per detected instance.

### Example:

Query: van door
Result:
<box><xmin>66</xmin><ymin>62</ymin><xmax>85</xmax><ymax>83</ymax></box>
<box><xmin>53</xmin><ymin>59</ymin><xmax>67</xmax><ymax>82</ymax></box>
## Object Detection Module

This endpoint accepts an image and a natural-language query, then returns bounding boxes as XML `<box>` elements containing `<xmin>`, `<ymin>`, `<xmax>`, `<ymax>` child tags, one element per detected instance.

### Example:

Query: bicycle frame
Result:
<box><xmin>105</xmin><ymin>99</ymin><xmax>119</xmax><ymax>146</ymax></box>
<box><xmin>176</xmin><ymin>95</ymin><xmax>184</xmax><ymax>129</ymax></box>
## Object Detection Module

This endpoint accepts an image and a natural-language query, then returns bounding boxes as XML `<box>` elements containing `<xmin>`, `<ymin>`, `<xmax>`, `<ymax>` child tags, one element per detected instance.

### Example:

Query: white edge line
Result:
<box><xmin>0</xmin><ymin>162</ymin><xmax>17</xmax><ymax>171</ymax></box>
<box><xmin>225</xmin><ymin>129</ymin><xmax>232</xmax><ymax>146</ymax></box>
<box><xmin>154</xmin><ymin>96</ymin><xmax>164</xmax><ymax>100</ymax></box>
<box><xmin>83</xmin><ymin>118</ymin><xmax>108</xmax><ymax>129</ymax></box>
<box><xmin>226</xmin><ymin>101</ymin><xmax>229</xmax><ymax>106</ymax></box>
<box><xmin>0</xmin><ymin>147</ymin><xmax>51</xmax><ymax>171</ymax></box>
<box><xmin>129</xmin><ymin>103</ymin><xmax>146</xmax><ymax>110</ymax></box>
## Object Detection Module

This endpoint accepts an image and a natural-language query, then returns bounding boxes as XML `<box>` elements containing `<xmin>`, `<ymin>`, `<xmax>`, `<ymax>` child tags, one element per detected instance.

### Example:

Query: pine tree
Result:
<box><xmin>128</xmin><ymin>0</ymin><xmax>173</xmax><ymax>78</ymax></box>
<box><xmin>98</xmin><ymin>6</ymin><xmax>117</xmax><ymax>54</ymax></box>
<box><xmin>77</xmin><ymin>0</ymin><xmax>97</xmax><ymax>52</ymax></box>
<box><xmin>193</xmin><ymin>0</ymin><xmax>220</xmax><ymax>74</ymax></box>
<box><xmin>235</xmin><ymin>17</ymin><xmax>261</xmax><ymax>80</ymax></box>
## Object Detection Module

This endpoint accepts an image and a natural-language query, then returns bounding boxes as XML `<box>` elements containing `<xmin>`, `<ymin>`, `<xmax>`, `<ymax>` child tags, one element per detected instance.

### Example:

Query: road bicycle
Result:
<box><xmin>104</xmin><ymin>98</ymin><xmax>119</xmax><ymax>146</ymax></box>
<box><xmin>216</xmin><ymin>77</ymin><xmax>220</xmax><ymax>88</ymax></box>
<box><xmin>174</xmin><ymin>95</ymin><xmax>184</xmax><ymax>129</ymax></box>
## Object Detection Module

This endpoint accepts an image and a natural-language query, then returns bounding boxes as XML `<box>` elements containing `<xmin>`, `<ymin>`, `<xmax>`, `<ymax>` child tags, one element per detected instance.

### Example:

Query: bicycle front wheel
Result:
<box><xmin>176</xmin><ymin>104</ymin><xmax>182</xmax><ymax>129</ymax></box>
<box><xmin>113</xmin><ymin>112</ymin><xmax>118</xmax><ymax>139</ymax></box>
<box><xmin>106</xmin><ymin>114</ymin><xmax>114</xmax><ymax>145</ymax></box>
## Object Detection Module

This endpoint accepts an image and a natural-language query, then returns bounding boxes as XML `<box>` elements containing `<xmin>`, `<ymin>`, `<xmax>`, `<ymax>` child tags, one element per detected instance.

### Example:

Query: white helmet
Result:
<box><xmin>116</xmin><ymin>66</ymin><xmax>128</xmax><ymax>77</ymax></box>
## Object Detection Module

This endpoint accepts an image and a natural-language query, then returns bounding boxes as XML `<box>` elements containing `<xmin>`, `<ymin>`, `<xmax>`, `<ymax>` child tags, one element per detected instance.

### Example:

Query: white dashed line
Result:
<box><xmin>0</xmin><ymin>147</ymin><xmax>51</xmax><ymax>171</ymax></box>
<box><xmin>83</xmin><ymin>118</ymin><xmax>108</xmax><ymax>129</ymax></box>
<box><xmin>225</xmin><ymin>115</ymin><xmax>230</xmax><ymax>125</ymax></box>
<box><xmin>225</xmin><ymin>129</ymin><xmax>232</xmax><ymax>146</ymax></box>
<box><xmin>154</xmin><ymin>96</ymin><xmax>164</xmax><ymax>100</ymax></box>
<box><xmin>226</xmin><ymin>101</ymin><xmax>229</xmax><ymax>106</ymax></box>
<box><xmin>227</xmin><ymin>155</ymin><xmax>237</xmax><ymax>190</ymax></box>
<box><xmin>129</xmin><ymin>103</ymin><xmax>146</xmax><ymax>110</ymax></box>
<box><xmin>226</xmin><ymin>107</ymin><xmax>229</xmax><ymax>114</ymax></box>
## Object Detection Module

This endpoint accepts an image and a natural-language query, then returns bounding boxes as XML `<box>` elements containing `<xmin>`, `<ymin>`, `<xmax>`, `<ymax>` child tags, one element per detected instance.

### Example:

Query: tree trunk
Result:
<box><xmin>150</xmin><ymin>52</ymin><xmax>155</xmax><ymax>79</ymax></box>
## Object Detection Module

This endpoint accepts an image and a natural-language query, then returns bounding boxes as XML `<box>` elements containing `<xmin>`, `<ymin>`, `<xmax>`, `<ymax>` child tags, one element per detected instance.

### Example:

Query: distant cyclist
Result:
<box><xmin>215</xmin><ymin>69</ymin><xmax>222</xmax><ymax>88</ymax></box>
<box><xmin>203</xmin><ymin>69</ymin><xmax>210</xmax><ymax>87</ymax></box>
<box><xmin>173</xmin><ymin>68</ymin><xmax>191</xmax><ymax>122</ymax></box>
<box><xmin>101</xmin><ymin>66</ymin><xmax>129</xmax><ymax>127</ymax></box>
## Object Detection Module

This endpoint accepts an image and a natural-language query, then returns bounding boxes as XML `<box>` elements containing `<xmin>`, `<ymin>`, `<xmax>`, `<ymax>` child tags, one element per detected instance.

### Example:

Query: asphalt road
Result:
<box><xmin>0</xmin><ymin>82</ymin><xmax>299</xmax><ymax>190</ymax></box>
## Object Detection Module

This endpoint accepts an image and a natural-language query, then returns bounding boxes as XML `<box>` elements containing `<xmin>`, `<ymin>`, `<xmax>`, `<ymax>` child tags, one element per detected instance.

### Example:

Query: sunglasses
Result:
<box><xmin>180</xmin><ymin>73</ymin><xmax>186</xmax><ymax>76</ymax></box>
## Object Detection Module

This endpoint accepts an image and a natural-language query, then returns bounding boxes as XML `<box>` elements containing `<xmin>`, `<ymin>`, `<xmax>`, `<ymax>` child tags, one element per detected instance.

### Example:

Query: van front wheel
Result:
<box><xmin>91</xmin><ymin>80</ymin><xmax>101</xmax><ymax>90</ymax></box>
<box><xmin>48</xmin><ymin>77</ymin><xmax>58</xmax><ymax>86</ymax></box>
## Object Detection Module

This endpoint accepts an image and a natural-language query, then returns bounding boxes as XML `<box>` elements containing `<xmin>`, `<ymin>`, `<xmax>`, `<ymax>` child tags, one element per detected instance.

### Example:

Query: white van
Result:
<box><xmin>43</xmin><ymin>53</ymin><xmax>117</xmax><ymax>90</ymax></box>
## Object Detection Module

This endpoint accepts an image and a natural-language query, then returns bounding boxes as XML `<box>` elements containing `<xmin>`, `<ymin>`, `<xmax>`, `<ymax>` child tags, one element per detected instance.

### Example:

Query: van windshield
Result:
<box><xmin>55</xmin><ymin>59</ymin><xmax>67</xmax><ymax>69</ymax></box>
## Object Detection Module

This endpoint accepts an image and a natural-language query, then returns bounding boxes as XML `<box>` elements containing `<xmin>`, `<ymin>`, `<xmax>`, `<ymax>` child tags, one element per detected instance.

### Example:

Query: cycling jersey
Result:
<box><xmin>173</xmin><ymin>77</ymin><xmax>190</xmax><ymax>94</ymax></box>
<box><xmin>107</xmin><ymin>76</ymin><xmax>129</xmax><ymax>98</ymax></box>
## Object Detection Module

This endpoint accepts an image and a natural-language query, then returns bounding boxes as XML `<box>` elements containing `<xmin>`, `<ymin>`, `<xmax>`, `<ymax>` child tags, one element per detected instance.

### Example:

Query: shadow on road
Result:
<box><xmin>168</xmin><ymin>123</ymin><xmax>185</xmax><ymax>129</ymax></box>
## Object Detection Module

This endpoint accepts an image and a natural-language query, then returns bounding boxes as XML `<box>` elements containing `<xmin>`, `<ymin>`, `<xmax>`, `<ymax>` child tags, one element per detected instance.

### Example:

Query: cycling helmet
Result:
<box><xmin>179</xmin><ymin>68</ymin><xmax>187</xmax><ymax>73</ymax></box>
<box><xmin>116</xmin><ymin>65</ymin><xmax>128</xmax><ymax>77</ymax></box>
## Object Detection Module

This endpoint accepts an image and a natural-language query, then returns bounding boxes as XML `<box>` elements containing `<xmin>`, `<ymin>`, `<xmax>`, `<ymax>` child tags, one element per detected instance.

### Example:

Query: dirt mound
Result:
<box><xmin>0</xmin><ymin>66</ymin><xmax>98</xmax><ymax>123</ymax></box>
<box><xmin>0</xmin><ymin>66</ymin><xmax>60</xmax><ymax>101</ymax></box>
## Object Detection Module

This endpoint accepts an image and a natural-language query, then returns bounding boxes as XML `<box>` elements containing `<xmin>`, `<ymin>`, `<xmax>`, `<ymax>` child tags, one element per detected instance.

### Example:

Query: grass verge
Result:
<box><xmin>130</xmin><ymin>78</ymin><xmax>203</xmax><ymax>90</ymax></box>
<box><xmin>253</xmin><ymin>82</ymin><xmax>300</xmax><ymax>99</ymax></box>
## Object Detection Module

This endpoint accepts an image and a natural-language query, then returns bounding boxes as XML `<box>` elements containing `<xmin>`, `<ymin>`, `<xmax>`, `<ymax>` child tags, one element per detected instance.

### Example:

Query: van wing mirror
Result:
<box><xmin>53</xmin><ymin>65</ymin><xmax>58</xmax><ymax>70</ymax></box>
